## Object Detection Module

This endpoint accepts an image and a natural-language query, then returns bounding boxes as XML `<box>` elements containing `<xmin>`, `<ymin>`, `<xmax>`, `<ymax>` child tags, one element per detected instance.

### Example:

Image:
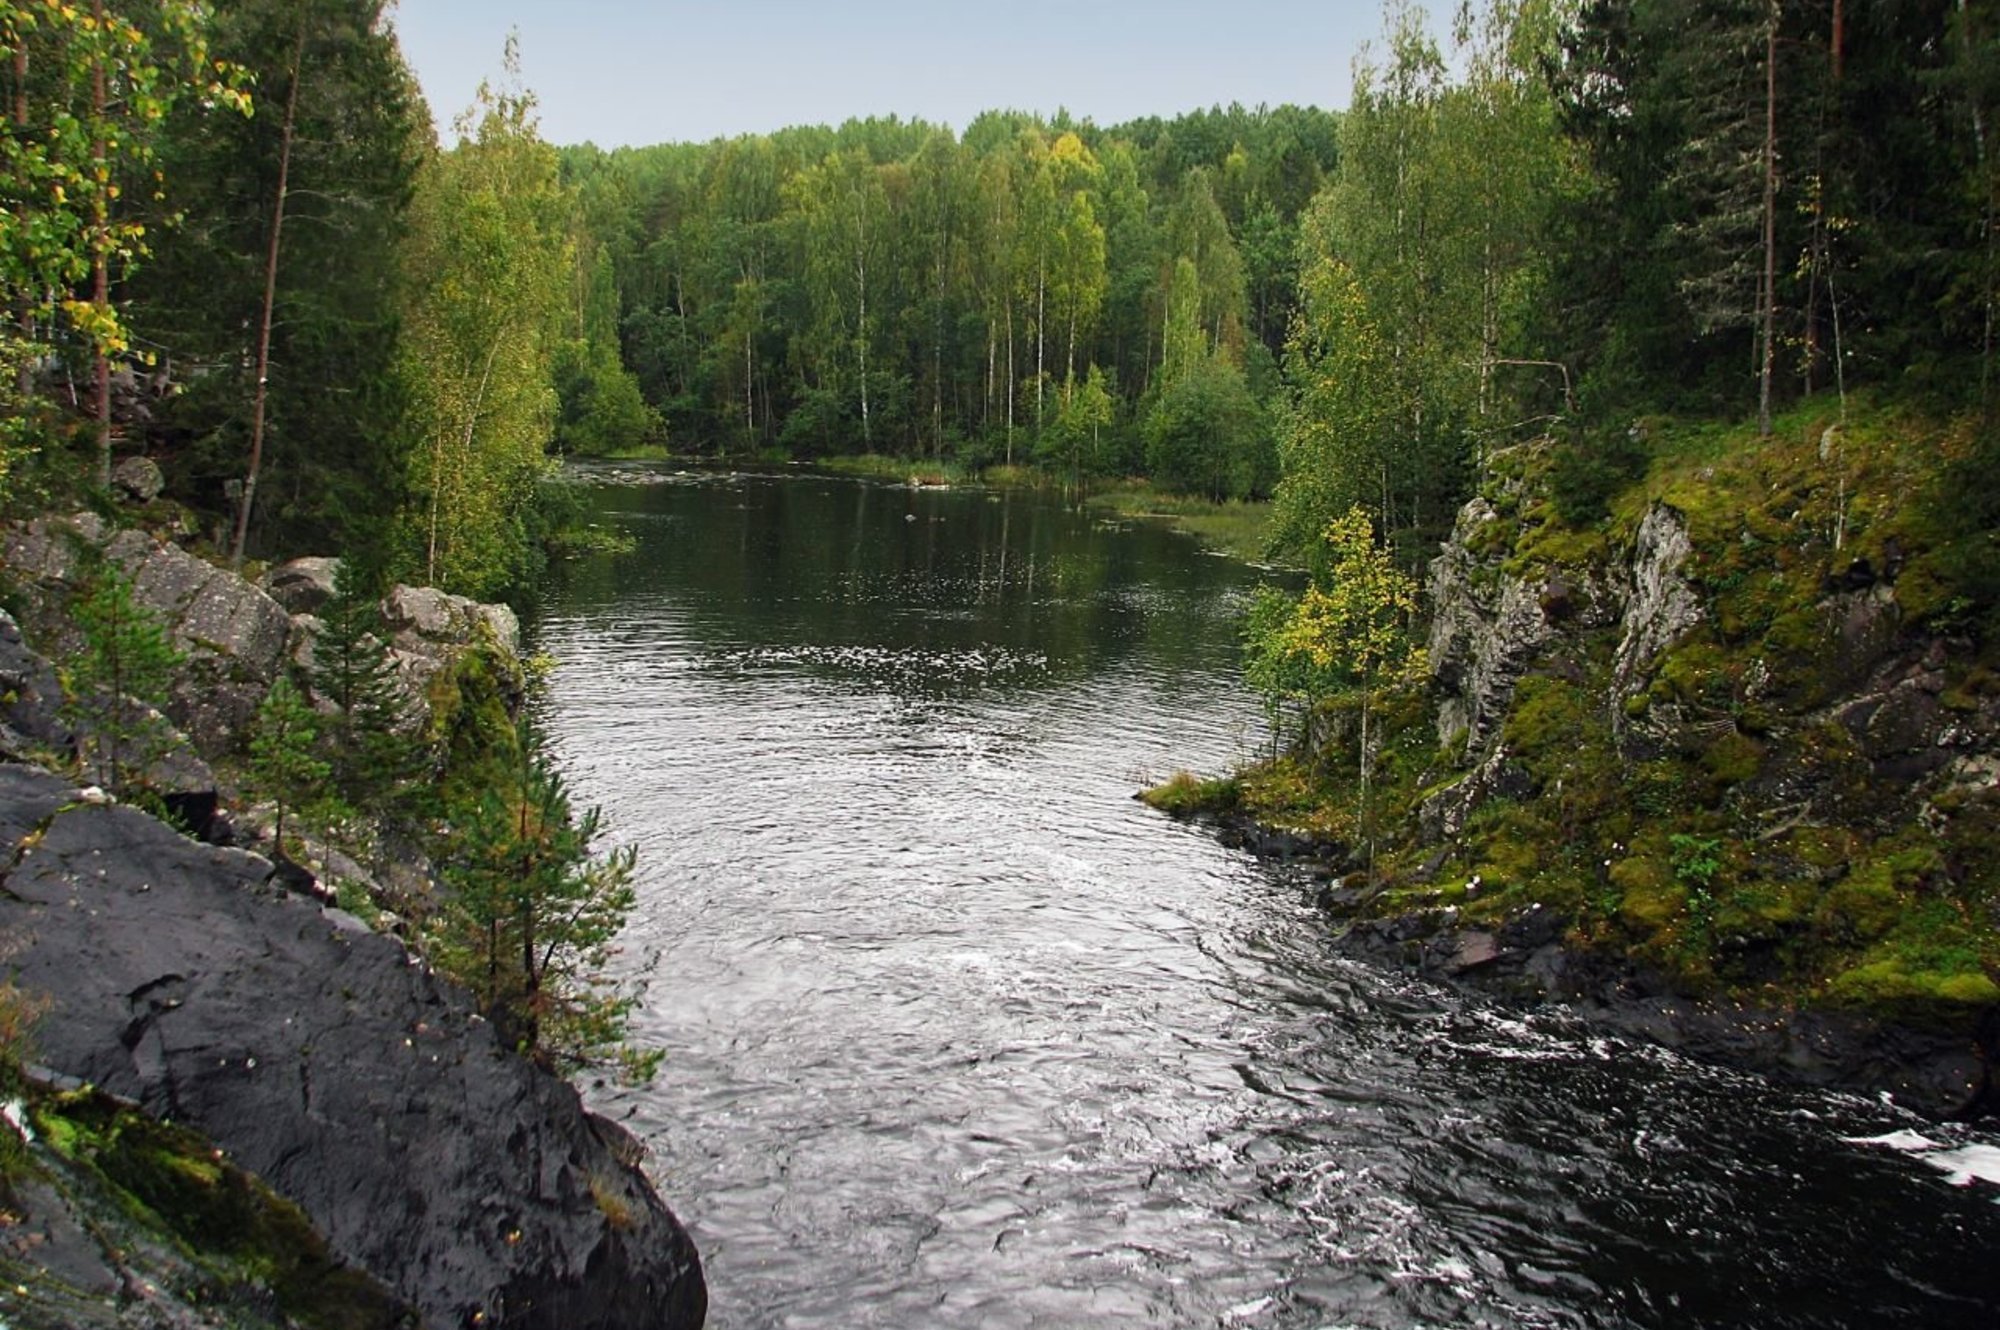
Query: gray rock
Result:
<box><xmin>0</xmin><ymin>609</ymin><xmax>71</xmax><ymax>762</ymax></box>
<box><xmin>262</xmin><ymin>556</ymin><xmax>343</xmax><ymax>614</ymax></box>
<box><xmin>1613</xmin><ymin>503</ymin><xmax>1704</xmax><ymax>691</ymax></box>
<box><xmin>384</xmin><ymin>583</ymin><xmax>521</xmax><ymax>657</ymax></box>
<box><xmin>1428</xmin><ymin>498</ymin><xmax>1563</xmax><ymax>752</ymax></box>
<box><xmin>110</xmin><ymin>454</ymin><xmax>165</xmax><ymax>503</ymax></box>
<box><xmin>0</xmin><ymin>762</ymin><xmax>706</xmax><ymax>1329</ymax></box>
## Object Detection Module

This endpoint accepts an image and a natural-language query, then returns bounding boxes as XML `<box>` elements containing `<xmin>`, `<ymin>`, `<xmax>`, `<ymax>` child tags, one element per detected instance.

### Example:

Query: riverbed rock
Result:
<box><xmin>0</xmin><ymin>762</ymin><xmax>707</xmax><ymax>1329</ymax></box>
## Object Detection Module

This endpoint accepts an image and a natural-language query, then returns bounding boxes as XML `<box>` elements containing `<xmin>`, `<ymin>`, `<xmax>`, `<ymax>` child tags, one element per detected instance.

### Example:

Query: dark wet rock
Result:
<box><xmin>1327</xmin><ymin>903</ymin><xmax>1989</xmax><ymax>1118</ymax></box>
<box><xmin>1450</xmin><ymin>931</ymin><xmax>1502</xmax><ymax>974</ymax></box>
<box><xmin>0</xmin><ymin>1075</ymin><xmax>417</xmax><ymax>1330</ymax></box>
<box><xmin>0</xmin><ymin>762</ymin><xmax>706</xmax><ymax>1329</ymax></box>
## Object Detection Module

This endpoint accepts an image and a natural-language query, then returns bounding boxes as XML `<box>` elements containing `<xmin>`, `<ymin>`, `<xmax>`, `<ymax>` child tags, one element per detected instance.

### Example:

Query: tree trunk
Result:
<box><xmin>91</xmin><ymin>0</ymin><xmax>110</xmax><ymax>490</ymax></box>
<box><xmin>232</xmin><ymin>15</ymin><xmax>309</xmax><ymax>569</ymax></box>
<box><xmin>1004</xmin><ymin>301</ymin><xmax>1015</xmax><ymax>465</ymax></box>
<box><xmin>1757</xmin><ymin>0</ymin><xmax>1780</xmax><ymax>438</ymax></box>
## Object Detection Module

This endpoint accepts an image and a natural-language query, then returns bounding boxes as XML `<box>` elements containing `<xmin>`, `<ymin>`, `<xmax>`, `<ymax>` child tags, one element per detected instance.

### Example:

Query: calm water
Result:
<box><xmin>532</xmin><ymin>466</ymin><xmax>2000</xmax><ymax>1330</ymax></box>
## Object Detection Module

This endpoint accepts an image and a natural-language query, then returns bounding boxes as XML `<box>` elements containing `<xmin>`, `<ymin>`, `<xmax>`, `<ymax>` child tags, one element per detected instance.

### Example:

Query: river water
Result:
<box><xmin>532</xmin><ymin>466</ymin><xmax>1999</xmax><ymax>1330</ymax></box>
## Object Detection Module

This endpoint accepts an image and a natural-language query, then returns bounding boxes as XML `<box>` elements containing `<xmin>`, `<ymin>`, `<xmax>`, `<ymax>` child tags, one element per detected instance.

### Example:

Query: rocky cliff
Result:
<box><xmin>0</xmin><ymin>518</ymin><xmax>708</xmax><ymax>1326</ymax></box>
<box><xmin>1183</xmin><ymin>411</ymin><xmax>2000</xmax><ymax>1115</ymax></box>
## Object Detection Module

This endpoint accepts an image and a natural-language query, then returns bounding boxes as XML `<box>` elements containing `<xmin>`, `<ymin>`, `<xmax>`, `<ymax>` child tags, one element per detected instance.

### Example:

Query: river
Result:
<box><xmin>531</xmin><ymin>465</ymin><xmax>1999</xmax><ymax>1330</ymax></box>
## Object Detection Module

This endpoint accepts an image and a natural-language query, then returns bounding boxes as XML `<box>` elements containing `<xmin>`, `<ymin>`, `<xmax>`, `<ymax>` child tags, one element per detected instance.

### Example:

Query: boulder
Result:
<box><xmin>109</xmin><ymin>455</ymin><xmax>166</xmax><ymax>504</ymax></box>
<box><xmin>262</xmin><ymin>556</ymin><xmax>343</xmax><ymax>614</ymax></box>
<box><xmin>384</xmin><ymin>584</ymin><xmax>521</xmax><ymax>657</ymax></box>
<box><xmin>3</xmin><ymin>516</ymin><xmax>292</xmax><ymax>754</ymax></box>
<box><xmin>0</xmin><ymin>762</ymin><xmax>706</xmax><ymax>1330</ymax></box>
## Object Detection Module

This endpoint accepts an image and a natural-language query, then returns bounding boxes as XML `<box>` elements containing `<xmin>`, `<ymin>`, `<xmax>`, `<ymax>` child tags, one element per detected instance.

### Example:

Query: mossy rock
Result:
<box><xmin>27</xmin><ymin>1089</ymin><xmax>411</xmax><ymax>1330</ymax></box>
<box><xmin>1825</xmin><ymin>960</ymin><xmax>2000</xmax><ymax>1012</ymax></box>
<box><xmin>1702</xmin><ymin>730</ymin><xmax>1765</xmax><ymax>789</ymax></box>
<box><xmin>1814</xmin><ymin>874</ymin><xmax>1905</xmax><ymax>944</ymax></box>
<box><xmin>1611</xmin><ymin>855</ymin><xmax>1686</xmax><ymax>929</ymax></box>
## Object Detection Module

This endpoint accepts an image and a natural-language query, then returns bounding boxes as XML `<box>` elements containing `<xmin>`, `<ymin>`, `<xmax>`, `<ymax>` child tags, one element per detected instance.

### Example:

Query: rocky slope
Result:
<box><xmin>1178</xmin><ymin>408</ymin><xmax>2000</xmax><ymax>1116</ymax></box>
<box><xmin>0</xmin><ymin>515</ymin><xmax>708</xmax><ymax>1326</ymax></box>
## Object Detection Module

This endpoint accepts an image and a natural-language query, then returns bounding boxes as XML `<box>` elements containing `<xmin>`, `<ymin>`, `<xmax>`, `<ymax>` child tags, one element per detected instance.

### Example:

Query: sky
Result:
<box><xmin>389</xmin><ymin>0</ymin><xmax>1381</xmax><ymax>148</ymax></box>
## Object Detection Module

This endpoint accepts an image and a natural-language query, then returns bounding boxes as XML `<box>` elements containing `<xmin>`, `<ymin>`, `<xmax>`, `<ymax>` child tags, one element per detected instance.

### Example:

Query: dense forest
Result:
<box><xmin>4</xmin><ymin>0</ymin><xmax>1995</xmax><ymax>602</ymax></box>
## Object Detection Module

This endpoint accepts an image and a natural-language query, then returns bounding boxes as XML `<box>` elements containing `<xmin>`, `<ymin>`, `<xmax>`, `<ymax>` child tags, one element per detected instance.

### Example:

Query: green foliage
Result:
<box><xmin>554</xmin><ymin>341</ymin><xmax>662</xmax><ymax>456</ymax></box>
<box><xmin>60</xmin><ymin>553</ymin><xmax>183</xmax><ymax>796</ymax></box>
<box><xmin>1667</xmin><ymin>833</ymin><xmax>1723</xmax><ymax>890</ymax></box>
<box><xmin>1142</xmin><ymin>352</ymin><xmax>1268</xmax><ymax>501</ymax></box>
<box><xmin>0</xmin><ymin>0</ymin><xmax>249</xmax><ymax>366</ymax></box>
<box><xmin>399</xmin><ymin>44</ymin><xmax>571</xmax><ymax>598</ymax></box>
<box><xmin>309</xmin><ymin>567</ymin><xmax>428</xmax><ymax>828</ymax></box>
<box><xmin>435</xmin><ymin>723</ymin><xmax>651</xmax><ymax>1081</ymax></box>
<box><xmin>1140</xmin><ymin>770</ymin><xmax>1241</xmax><ymax>817</ymax></box>
<box><xmin>247</xmin><ymin>673</ymin><xmax>330</xmax><ymax>856</ymax></box>
<box><xmin>133</xmin><ymin>0</ymin><xmax>424</xmax><ymax>557</ymax></box>
<box><xmin>1549</xmin><ymin>425</ymin><xmax>1650</xmax><ymax>526</ymax></box>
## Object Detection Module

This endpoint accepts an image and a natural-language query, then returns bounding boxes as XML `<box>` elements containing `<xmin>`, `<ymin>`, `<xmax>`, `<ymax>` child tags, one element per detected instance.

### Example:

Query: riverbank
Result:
<box><xmin>0</xmin><ymin>502</ymin><xmax>707</xmax><ymax>1327</ymax></box>
<box><xmin>1146</xmin><ymin>398</ymin><xmax>2000</xmax><ymax>1118</ymax></box>
<box><xmin>598</xmin><ymin>448</ymin><xmax>1282</xmax><ymax>563</ymax></box>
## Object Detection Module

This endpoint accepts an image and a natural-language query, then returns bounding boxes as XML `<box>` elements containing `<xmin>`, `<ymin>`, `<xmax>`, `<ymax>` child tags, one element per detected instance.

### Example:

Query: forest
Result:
<box><xmin>2</xmin><ymin>0</ymin><xmax>1994</xmax><ymax>604</ymax></box>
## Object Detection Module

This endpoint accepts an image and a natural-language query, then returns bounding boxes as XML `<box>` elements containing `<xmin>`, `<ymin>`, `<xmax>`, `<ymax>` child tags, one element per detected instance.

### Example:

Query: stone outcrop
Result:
<box><xmin>2</xmin><ymin>520</ymin><xmax>521</xmax><ymax>759</ymax></box>
<box><xmin>4</xmin><ymin>515</ymin><xmax>291</xmax><ymax>753</ymax></box>
<box><xmin>0</xmin><ymin>761</ymin><xmax>706</xmax><ymax>1329</ymax></box>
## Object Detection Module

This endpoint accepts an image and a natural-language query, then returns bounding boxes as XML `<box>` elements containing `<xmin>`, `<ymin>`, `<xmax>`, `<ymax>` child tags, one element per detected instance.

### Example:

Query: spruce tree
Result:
<box><xmin>62</xmin><ymin>555</ymin><xmax>183</xmax><ymax>797</ymax></box>
<box><xmin>308</xmin><ymin>564</ymin><xmax>426</xmax><ymax>824</ymax></box>
<box><xmin>247</xmin><ymin>673</ymin><xmax>329</xmax><ymax>857</ymax></box>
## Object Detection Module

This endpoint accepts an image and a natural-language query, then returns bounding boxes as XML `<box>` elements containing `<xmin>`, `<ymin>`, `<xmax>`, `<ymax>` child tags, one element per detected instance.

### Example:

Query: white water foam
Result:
<box><xmin>1844</xmin><ymin>1130</ymin><xmax>2000</xmax><ymax>1193</ymax></box>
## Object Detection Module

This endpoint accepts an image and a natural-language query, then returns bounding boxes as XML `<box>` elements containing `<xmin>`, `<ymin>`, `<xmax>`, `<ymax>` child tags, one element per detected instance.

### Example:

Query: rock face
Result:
<box><xmin>2</xmin><ymin>519</ymin><xmax>522</xmax><ymax>760</ymax></box>
<box><xmin>0</xmin><ymin>608</ymin><xmax>71</xmax><ymax>763</ymax></box>
<box><xmin>0</xmin><ymin>763</ymin><xmax>706</xmax><ymax>1329</ymax></box>
<box><xmin>4</xmin><ymin>515</ymin><xmax>292</xmax><ymax>753</ymax></box>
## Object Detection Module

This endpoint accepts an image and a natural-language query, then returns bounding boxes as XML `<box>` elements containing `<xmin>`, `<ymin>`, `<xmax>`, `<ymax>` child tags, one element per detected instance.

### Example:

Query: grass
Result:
<box><xmin>815</xmin><ymin>453</ymin><xmax>970</xmax><ymax>486</ymax></box>
<box><xmin>1084</xmin><ymin>480</ymin><xmax>1280</xmax><ymax>565</ymax></box>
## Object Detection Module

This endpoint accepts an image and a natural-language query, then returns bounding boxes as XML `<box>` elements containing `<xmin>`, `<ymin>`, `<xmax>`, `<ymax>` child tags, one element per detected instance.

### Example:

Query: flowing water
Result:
<box><xmin>532</xmin><ymin>466</ymin><xmax>2000</xmax><ymax>1330</ymax></box>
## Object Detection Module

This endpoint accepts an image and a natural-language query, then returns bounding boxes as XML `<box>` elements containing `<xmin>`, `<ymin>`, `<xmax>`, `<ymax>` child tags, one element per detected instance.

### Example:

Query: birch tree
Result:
<box><xmin>399</xmin><ymin>44</ymin><xmax>570</xmax><ymax>596</ymax></box>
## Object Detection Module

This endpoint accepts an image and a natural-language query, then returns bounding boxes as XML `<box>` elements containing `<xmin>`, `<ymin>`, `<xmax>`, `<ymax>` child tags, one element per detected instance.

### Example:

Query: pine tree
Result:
<box><xmin>308</xmin><ymin>564</ymin><xmax>426</xmax><ymax>824</ymax></box>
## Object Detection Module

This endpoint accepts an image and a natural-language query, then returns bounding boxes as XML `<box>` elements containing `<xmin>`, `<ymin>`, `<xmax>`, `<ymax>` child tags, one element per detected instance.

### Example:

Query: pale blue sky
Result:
<box><xmin>389</xmin><ymin>1</ymin><xmax>1381</xmax><ymax>147</ymax></box>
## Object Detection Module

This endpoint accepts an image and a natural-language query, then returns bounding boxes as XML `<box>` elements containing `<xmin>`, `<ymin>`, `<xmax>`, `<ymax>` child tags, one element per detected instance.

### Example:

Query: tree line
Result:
<box><xmin>10</xmin><ymin>1</ymin><xmax>1989</xmax><ymax>599</ymax></box>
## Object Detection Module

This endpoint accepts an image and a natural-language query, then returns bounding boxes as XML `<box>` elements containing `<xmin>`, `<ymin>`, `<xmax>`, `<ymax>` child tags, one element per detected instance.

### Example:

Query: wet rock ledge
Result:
<box><xmin>0</xmin><ymin>760</ymin><xmax>705</xmax><ymax>1327</ymax></box>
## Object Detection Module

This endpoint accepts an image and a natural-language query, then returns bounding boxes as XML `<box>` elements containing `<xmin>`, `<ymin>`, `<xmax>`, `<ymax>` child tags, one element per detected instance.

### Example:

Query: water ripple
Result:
<box><xmin>534</xmin><ymin>470</ymin><xmax>2000</xmax><ymax>1329</ymax></box>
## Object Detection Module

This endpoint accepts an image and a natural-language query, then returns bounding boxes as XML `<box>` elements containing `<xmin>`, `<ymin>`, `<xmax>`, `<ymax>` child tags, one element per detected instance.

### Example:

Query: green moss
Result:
<box><xmin>1611</xmin><ymin>855</ymin><xmax>1686</xmax><ymax>929</ymax></box>
<box><xmin>1826</xmin><ymin>960</ymin><xmax>2000</xmax><ymax>1011</ymax></box>
<box><xmin>26</xmin><ymin>1089</ymin><xmax>410</xmax><ymax>1329</ymax></box>
<box><xmin>1701</xmin><ymin>730</ymin><xmax>1765</xmax><ymax>789</ymax></box>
